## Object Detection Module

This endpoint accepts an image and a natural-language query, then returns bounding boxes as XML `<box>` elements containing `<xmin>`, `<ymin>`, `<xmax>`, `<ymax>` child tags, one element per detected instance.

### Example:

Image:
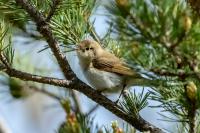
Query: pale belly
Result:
<box><xmin>84</xmin><ymin>68</ymin><xmax>124</xmax><ymax>90</ymax></box>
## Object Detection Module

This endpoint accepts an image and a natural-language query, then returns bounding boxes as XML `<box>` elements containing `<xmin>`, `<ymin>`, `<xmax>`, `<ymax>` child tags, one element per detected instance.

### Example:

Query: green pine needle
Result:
<box><xmin>120</xmin><ymin>89</ymin><xmax>150</xmax><ymax>118</ymax></box>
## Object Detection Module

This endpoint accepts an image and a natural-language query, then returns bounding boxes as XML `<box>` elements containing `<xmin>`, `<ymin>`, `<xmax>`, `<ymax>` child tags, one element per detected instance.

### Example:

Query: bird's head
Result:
<box><xmin>77</xmin><ymin>39</ymin><xmax>102</xmax><ymax>60</ymax></box>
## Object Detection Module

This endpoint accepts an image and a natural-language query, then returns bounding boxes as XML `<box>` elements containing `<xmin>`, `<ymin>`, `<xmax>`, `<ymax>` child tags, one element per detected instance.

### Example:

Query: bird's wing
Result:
<box><xmin>92</xmin><ymin>53</ymin><xmax>140</xmax><ymax>77</ymax></box>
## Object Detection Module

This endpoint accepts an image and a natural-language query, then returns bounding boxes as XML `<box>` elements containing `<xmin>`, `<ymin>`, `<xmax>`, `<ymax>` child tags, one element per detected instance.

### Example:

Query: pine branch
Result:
<box><xmin>46</xmin><ymin>0</ymin><xmax>61</xmax><ymax>22</ymax></box>
<box><xmin>9</xmin><ymin>0</ymin><xmax>165</xmax><ymax>132</ymax></box>
<box><xmin>169</xmin><ymin>32</ymin><xmax>186</xmax><ymax>51</ymax></box>
<box><xmin>88</xmin><ymin>21</ymin><xmax>102</xmax><ymax>44</ymax></box>
<box><xmin>187</xmin><ymin>0</ymin><xmax>200</xmax><ymax>16</ymax></box>
<box><xmin>71</xmin><ymin>90</ymin><xmax>82</xmax><ymax>113</ymax></box>
<box><xmin>0</xmin><ymin>53</ymin><xmax>70</xmax><ymax>86</ymax></box>
<box><xmin>105</xmin><ymin>0</ymin><xmax>200</xmax><ymax>131</ymax></box>
<box><xmin>0</xmin><ymin>48</ymin><xmax>164</xmax><ymax>133</ymax></box>
<box><xmin>186</xmin><ymin>84</ymin><xmax>198</xmax><ymax>133</ymax></box>
<box><xmin>150</xmin><ymin>68</ymin><xmax>200</xmax><ymax>80</ymax></box>
<box><xmin>85</xmin><ymin>104</ymin><xmax>99</xmax><ymax>116</ymax></box>
<box><xmin>15</xmin><ymin>0</ymin><xmax>73</xmax><ymax>79</ymax></box>
<box><xmin>14</xmin><ymin>0</ymin><xmax>82</xmax><ymax>113</ymax></box>
<box><xmin>188</xmin><ymin>103</ymin><xmax>196</xmax><ymax>133</ymax></box>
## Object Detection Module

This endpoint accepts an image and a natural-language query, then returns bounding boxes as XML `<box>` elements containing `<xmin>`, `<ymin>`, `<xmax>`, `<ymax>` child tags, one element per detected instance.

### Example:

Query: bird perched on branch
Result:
<box><xmin>76</xmin><ymin>39</ymin><xmax>160</xmax><ymax>100</ymax></box>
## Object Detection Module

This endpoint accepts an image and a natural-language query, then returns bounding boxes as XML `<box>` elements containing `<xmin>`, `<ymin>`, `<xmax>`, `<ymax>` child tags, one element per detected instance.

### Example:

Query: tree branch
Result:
<box><xmin>15</xmin><ymin>0</ymin><xmax>73</xmax><ymax>80</ymax></box>
<box><xmin>0</xmin><ymin>52</ymin><xmax>70</xmax><ymax>87</ymax></box>
<box><xmin>15</xmin><ymin>0</ymin><xmax>81</xmax><ymax>113</ymax></box>
<box><xmin>88</xmin><ymin>22</ymin><xmax>102</xmax><ymax>45</ymax></box>
<box><xmin>46</xmin><ymin>0</ymin><xmax>61</xmax><ymax>22</ymax></box>
<box><xmin>188</xmin><ymin>103</ymin><xmax>196</xmax><ymax>133</ymax></box>
<box><xmin>13</xmin><ymin>0</ymin><xmax>164</xmax><ymax>132</ymax></box>
<box><xmin>1</xmin><ymin>55</ymin><xmax>163</xmax><ymax>133</ymax></box>
<box><xmin>187</xmin><ymin>0</ymin><xmax>200</xmax><ymax>16</ymax></box>
<box><xmin>150</xmin><ymin>68</ymin><xmax>200</xmax><ymax>79</ymax></box>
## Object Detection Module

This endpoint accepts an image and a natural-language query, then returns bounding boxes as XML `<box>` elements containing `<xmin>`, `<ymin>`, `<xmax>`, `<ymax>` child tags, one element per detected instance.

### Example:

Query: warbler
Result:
<box><xmin>76</xmin><ymin>39</ymin><xmax>160</xmax><ymax>98</ymax></box>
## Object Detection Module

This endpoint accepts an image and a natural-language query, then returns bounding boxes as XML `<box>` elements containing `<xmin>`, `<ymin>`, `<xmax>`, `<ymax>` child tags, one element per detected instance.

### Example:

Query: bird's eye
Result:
<box><xmin>90</xmin><ymin>47</ymin><xmax>93</xmax><ymax>50</ymax></box>
<box><xmin>86</xmin><ymin>47</ymin><xmax>89</xmax><ymax>50</ymax></box>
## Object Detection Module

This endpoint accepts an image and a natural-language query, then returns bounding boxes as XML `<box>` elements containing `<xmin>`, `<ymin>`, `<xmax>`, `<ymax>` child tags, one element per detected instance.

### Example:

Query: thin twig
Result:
<box><xmin>88</xmin><ymin>21</ymin><xmax>102</xmax><ymax>44</ymax></box>
<box><xmin>188</xmin><ymin>103</ymin><xmax>197</xmax><ymax>133</ymax></box>
<box><xmin>29</xmin><ymin>85</ymin><xmax>62</xmax><ymax>101</ymax></box>
<box><xmin>150</xmin><ymin>67</ymin><xmax>200</xmax><ymax>81</ymax></box>
<box><xmin>71</xmin><ymin>90</ymin><xmax>82</xmax><ymax>113</ymax></box>
<box><xmin>0</xmin><ymin>53</ymin><xmax>71</xmax><ymax>86</ymax></box>
<box><xmin>169</xmin><ymin>32</ymin><xmax>186</xmax><ymax>51</ymax></box>
<box><xmin>85</xmin><ymin>104</ymin><xmax>99</xmax><ymax>116</ymax></box>
<box><xmin>46</xmin><ymin>0</ymin><xmax>61</xmax><ymax>22</ymax></box>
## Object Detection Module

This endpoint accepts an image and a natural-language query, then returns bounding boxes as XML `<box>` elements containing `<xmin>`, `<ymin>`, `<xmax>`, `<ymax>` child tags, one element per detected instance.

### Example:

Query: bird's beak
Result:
<box><xmin>63</xmin><ymin>45</ymin><xmax>79</xmax><ymax>53</ymax></box>
<box><xmin>76</xmin><ymin>44</ymin><xmax>80</xmax><ymax>50</ymax></box>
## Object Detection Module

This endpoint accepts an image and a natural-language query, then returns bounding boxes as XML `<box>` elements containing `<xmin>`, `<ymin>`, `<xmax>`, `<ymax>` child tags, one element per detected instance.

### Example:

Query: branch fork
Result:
<box><xmin>0</xmin><ymin>0</ymin><xmax>165</xmax><ymax>132</ymax></box>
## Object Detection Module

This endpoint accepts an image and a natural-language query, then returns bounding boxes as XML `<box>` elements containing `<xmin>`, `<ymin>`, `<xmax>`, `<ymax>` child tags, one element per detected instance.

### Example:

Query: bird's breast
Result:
<box><xmin>84</xmin><ymin>68</ymin><xmax>123</xmax><ymax>90</ymax></box>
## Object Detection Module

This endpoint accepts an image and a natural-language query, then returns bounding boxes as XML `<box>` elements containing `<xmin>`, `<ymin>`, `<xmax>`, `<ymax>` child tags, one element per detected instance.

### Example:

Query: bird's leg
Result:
<box><xmin>115</xmin><ymin>84</ymin><xmax>126</xmax><ymax>104</ymax></box>
<box><xmin>96</xmin><ymin>88</ymin><xmax>107</xmax><ymax>94</ymax></box>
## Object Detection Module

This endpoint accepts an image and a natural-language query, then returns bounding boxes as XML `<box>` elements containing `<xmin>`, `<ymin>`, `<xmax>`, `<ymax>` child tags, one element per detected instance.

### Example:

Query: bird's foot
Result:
<box><xmin>114</xmin><ymin>85</ymin><xmax>126</xmax><ymax>105</ymax></box>
<box><xmin>114</xmin><ymin>99</ymin><xmax>120</xmax><ymax>105</ymax></box>
<box><xmin>96</xmin><ymin>88</ymin><xmax>105</xmax><ymax>94</ymax></box>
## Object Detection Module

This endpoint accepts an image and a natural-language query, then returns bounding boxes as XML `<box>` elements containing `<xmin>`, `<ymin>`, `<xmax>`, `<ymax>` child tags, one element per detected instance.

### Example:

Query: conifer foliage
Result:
<box><xmin>0</xmin><ymin>0</ymin><xmax>200</xmax><ymax>133</ymax></box>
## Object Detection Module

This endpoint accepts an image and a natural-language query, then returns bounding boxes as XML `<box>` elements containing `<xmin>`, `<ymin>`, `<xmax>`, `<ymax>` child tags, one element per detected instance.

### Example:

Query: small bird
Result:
<box><xmin>76</xmin><ymin>39</ymin><xmax>159</xmax><ymax>99</ymax></box>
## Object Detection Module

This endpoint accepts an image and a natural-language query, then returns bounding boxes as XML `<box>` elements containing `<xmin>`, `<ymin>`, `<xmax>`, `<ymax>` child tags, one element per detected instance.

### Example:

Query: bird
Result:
<box><xmin>76</xmin><ymin>39</ymin><xmax>160</xmax><ymax>101</ymax></box>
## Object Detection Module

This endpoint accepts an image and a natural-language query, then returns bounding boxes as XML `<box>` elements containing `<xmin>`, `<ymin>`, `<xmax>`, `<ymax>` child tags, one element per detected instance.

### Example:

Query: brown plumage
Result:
<box><xmin>92</xmin><ymin>56</ymin><xmax>136</xmax><ymax>76</ymax></box>
<box><xmin>78</xmin><ymin>39</ymin><xmax>139</xmax><ymax>77</ymax></box>
<box><xmin>76</xmin><ymin>39</ymin><xmax>155</xmax><ymax>92</ymax></box>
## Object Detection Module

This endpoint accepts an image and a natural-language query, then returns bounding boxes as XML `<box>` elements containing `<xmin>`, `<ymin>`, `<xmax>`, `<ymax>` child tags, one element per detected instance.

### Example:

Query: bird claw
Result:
<box><xmin>114</xmin><ymin>85</ymin><xmax>126</xmax><ymax>105</ymax></box>
<box><xmin>114</xmin><ymin>99</ymin><xmax>120</xmax><ymax>105</ymax></box>
<box><xmin>96</xmin><ymin>88</ymin><xmax>107</xmax><ymax>94</ymax></box>
<box><xmin>96</xmin><ymin>90</ymin><xmax>103</xmax><ymax>94</ymax></box>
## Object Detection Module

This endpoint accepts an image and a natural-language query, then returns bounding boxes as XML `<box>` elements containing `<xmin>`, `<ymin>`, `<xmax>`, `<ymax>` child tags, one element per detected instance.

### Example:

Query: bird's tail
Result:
<box><xmin>126</xmin><ymin>77</ymin><xmax>167</xmax><ymax>88</ymax></box>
